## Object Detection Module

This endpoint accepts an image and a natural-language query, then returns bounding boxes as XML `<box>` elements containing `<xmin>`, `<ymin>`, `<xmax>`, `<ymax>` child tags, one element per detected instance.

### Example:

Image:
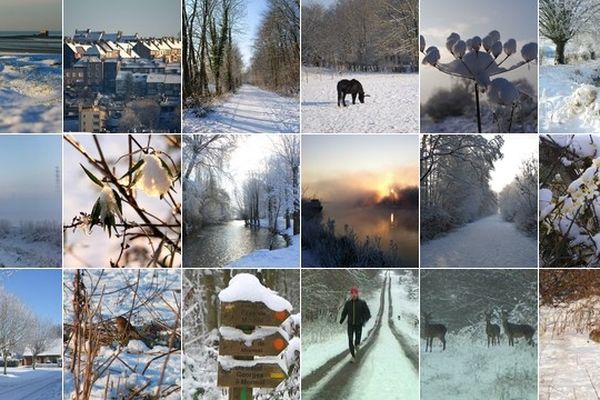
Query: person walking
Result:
<box><xmin>340</xmin><ymin>287</ymin><xmax>371</xmax><ymax>362</ymax></box>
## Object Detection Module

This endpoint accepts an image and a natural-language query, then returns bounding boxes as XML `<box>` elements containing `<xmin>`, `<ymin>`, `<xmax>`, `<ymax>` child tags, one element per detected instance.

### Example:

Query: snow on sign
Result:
<box><xmin>219</xmin><ymin>326</ymin><xmax>289</xmax><ymax>357</ymax></box>
<box><xmin>217</xmin><ymin>362</ymin><xmax>288</xmax><ymax>388</ymax></box>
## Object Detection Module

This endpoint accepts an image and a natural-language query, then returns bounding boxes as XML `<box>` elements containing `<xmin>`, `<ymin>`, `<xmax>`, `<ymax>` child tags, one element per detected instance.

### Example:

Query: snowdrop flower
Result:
<box><xmin>452</xmin><ymin>40</ymin><xmax>466</xmax><ymax>58</ymax></box>
<box><xmin>488</xmin><ymin>78</ymin><xmax>519</xmax><ymax>105</ymax></box>
<box><xmin>98</xmin><ymin>186</ymin><xmax>122</xmax><ymax>221</ymax></box>
<box><xmin>420</xmin><ymin>35</ymin><xmax>425</xmax><ymax>53</ymax></box>
<box><xmin>135</xmin><ymin>154</ymin><xmax>173</xmax><ymax>197</ymax></box>
<box><xmin>491</xmin><ymin>41</ymin><xmax>503</xmax><ymax>58</ymax></box>
<box><xmin>422</xmin><ymin>46</ymin><xmax>440</xmax><ymax>65</ymax></box>
<box><xmin>503</xmin><ymin>39</ymin><xmax>516</xmax><ymax>56</ymax></box>
<box><xmin>521</xmin><ymin>42</ymin><xmax>538</xmax><ymax>62</ymax></box>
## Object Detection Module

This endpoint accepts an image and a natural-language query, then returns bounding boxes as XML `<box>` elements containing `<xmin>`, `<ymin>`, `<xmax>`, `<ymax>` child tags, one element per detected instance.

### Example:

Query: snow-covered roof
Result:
<box><xmin>164</xmin><ymin>75</ymin><xmax>180</xmax><ymax>84</ymax></box>
<box><xmin>23</xmin><ymin>338</ymin><xmax>62</xmax><ymax>357</ymax></box>
<box><xmin>219</xmin><ymin>273</ymin><xmax>293</xmax><ymax>311</ymax></box>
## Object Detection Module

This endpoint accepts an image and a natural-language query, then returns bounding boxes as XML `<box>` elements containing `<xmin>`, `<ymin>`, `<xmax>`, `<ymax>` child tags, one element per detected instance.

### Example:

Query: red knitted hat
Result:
<box><xmin>350</xmin><ymin>287</ymin><xmax>359</xmax><ymax>295</ymax></box>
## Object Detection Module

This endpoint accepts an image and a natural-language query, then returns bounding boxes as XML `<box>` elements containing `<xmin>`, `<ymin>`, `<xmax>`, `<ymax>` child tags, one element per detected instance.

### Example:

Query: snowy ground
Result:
<box><xmin>421</xmin><ymin>213</ymin><xmax>537</xmax><ymax>268</ymax></box>
<box><xmin>64</xmin><ymin>270</ymin><xmax>181</xmax><ymax>400</ymax></box>
<box><xmin>228</xmin><ymin>233</ymin><xmax>300</xmax><ymax>268</ymax></box>
<box><xmin>421</xmin><ymin>332</ymin><xmax>537</xmax><ymax>399</ymax></box>
<box><xmin>0</xmin><ymin>226</ymin><xmax>61</xmax><ymax>267</ymax></box>
<box><xmin>540</xmin><ymin>299</ymin><xmax>600</xmax><ymax>400</ymax></box>
<box><xmin>0</xmin><ymin>54</ymin><xmax>61</xmax><ymax>133</ymax></box>
<box><xmin>301</xmin><ymin>68</ymin><xmax>418</xmax><ymax>133</ymax></box>
<box><xmin>303</xmin><ymin>273</ymin><xmax>418</xmax><ymax>400</ymax></box>
<box><xmin>540</xmin><ymin>61</ymin><xmax>600</xmax><ymax>133</ymax></box>
<box><xmin>0</xmin><ymin>367</ymin><xmax>61</xmax><ymax>400</ymax></box>
<box><xmin>183</xmin><ymin>85</ymin><xmax>299</xmax><ymax>133</ymax></box>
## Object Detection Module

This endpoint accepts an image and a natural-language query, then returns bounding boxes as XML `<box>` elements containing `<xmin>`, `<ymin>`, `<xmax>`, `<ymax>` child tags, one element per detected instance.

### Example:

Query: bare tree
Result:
<box><xmin>0</xmin><ymin>289</ymin><xmax>35</xmax><ymax>375</ymax></box>
<box><xmin>28</xmin><ymin>319</ymin><xmax>55</xmax><ymax>370</ymax></box>
<box><xmin>540</xmin><ymin>0</ymin><xmax>600</xmax><ymax>64</ymax></box>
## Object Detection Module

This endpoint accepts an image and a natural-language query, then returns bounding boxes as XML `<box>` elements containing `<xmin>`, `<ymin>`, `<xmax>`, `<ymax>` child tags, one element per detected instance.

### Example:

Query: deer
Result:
<box><xmin>422</xmin><ymin>312</ymin><xmax>447</xmax><ymax>352</ymax></box>
<box><xmin>485</xmin><ymin>311</ymin><xmax>501</xmax><ymax>347</ymax></box>
<box><xmin>501</xmin><ymin>310</ymin><xmax>535</xmax><ymax>346</ymax></box>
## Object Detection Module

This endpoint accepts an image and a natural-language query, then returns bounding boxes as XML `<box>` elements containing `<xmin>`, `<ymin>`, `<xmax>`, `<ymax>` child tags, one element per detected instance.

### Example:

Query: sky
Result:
<box><xmin>0</xmin><ymin>0</ymin><xmax>61</xmax><ymax>32</ymax></box>
<box><xmin>0</xmin><ymin>270</ymin><xmax>62</xmax><ymax>325</ymax></box>
<box><xmin>237</xmin><ymin>0</ymin><xmax>268</xmax><ymax>67</ymax></box>
<box><xmin>65</xmin><ymin>0</ymin><xmax>180</xmax><ymax>37</ymax></box>
<box><xmin>420</xmin><ymin>0</ymin><xmax>538</xmax><ymax>102</ymax></box>
<box><xmin>0</xmin><ymin>136</ymin><xmax>61</xmax><ymax>223</ymax></box>
<box><xmin>227</xmin><ymin>135</ymin><xmax>277</xmax><ymax>193</ymax></box>
<box><xmin>302</xmin><ymin>135</ymin><xmax>419</xmax><ymax>203</ymax></box>
<box><xmin>486</xmin><ymin>134</ymin><xmax>538</xmax><ymax>193</ymax></box>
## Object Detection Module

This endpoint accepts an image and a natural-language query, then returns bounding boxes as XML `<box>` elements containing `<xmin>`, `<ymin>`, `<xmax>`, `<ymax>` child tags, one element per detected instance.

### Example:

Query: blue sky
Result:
<box><xmin>0</xmin><ymin>0</ymin><xmax>61</xmax><ymax>32</ymax></box>
<box><xmin>0</xmin><ymin>136</ymin><xmax>61</xmax><ymax>223</ymax></box>
<box><xmin>65</xmin><ymin>0</ymin><xmax>180</xmax><ymax>37</ymax></box>
<box><xmin>237</xmin><ymin>0</ymin><xmax>267</xmax><ymax>68</ymax></box>
<box><xmin>0</xmin><ymin>270</ymin><xmax>62</xmax><ymax>325</ymax></box>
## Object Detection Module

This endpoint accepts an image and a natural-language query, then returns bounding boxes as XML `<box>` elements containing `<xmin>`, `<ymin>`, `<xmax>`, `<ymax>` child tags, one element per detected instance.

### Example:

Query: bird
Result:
<box><xmin>115</xmin><ymin>316</ymin><xmax>144</xmax><ymax>346</ymax></box>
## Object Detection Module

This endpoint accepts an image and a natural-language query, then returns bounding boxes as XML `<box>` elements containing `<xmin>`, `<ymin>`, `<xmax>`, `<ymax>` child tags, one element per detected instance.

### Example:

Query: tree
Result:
<box><xmin>0</xmin><ymin>289</ymin><xmax>35</xmax><ymax>375</ymax></box>
<box><xmin>539</xmin><ymin>0</ymin><xmax>600</xmax><ymax>64</ymax></box>
<box><xmin>275</xmin><ymin>136</ymin><xmax>300</xmax><ymax>235</ymax></box>
<box><xmin>27</xmin><ymin>319</ymin><xmax>54</xmax><ymax>370</ymax></box>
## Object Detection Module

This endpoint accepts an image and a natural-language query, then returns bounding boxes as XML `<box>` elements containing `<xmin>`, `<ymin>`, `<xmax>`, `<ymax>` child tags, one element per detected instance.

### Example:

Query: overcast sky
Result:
<box><xmin>65</xmin><ymin>0</ymin><xmax>180</xmax><ymax>37</ymax></box>
<box><xmin>0</xmin><ymin>0</ymin><xmax>61</xmax><ymax>31</ymax></box>
<box><xmin>487</xmin><ymin>134</ymin><xmax>538</xmax><ymax>193</ymax></box>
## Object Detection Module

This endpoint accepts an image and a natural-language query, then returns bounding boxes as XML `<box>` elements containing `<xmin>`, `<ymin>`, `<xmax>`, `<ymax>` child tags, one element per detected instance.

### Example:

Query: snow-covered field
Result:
<box><xmin>540</xmin><ymin>298</ymin><xmax>600</xmax><ymax>400</ymax></box>
<box><xmin>301</xmin><ymin>68</ymin><xmax>418</xmax><ymax>133</ymax></box>
<box><xmin>0</xmin><ymin>367</ymin><xmax>61</xmax><ymax>400</ymax></box>
<box><xmin>64</xmin><ymin>270</ymin><xmax>181</xmax><ymax>400</ymax></box>
<box><xmin>421</xmin><ymin>213</ymin><xmax>537</xmax><ymax>268</ymax></box>
<box><xmin>0</xmin><ymin>54</ymin><xmax>61</xmax><ymax>133</ymax></box>
<box><xmin>183</xmin><ymin>85</ymin><xmax>299</xmax><ymax>133</ymax></box>
<box><xmin>540</xmin><ymin>61</ymin><xmax>600</xmax><ymax>132</ymax></box>
<box><xmin>421</xmin><ymin>332</ymin><xmax>537</xmax><ymax>399</ymax></box>
<box><xmin>0</xmin><ymin>224</ymin><xmax>60</xmax><ymax>267</ymax></box>
<box><xmin>228</xmin><ymin>233</ymin><xmax>300</xmax><ymax>268</ymax></box>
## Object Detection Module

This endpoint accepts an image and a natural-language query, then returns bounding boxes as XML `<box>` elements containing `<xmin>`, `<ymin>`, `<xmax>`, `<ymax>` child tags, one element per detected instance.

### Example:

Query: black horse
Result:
<box><xmin>337</xmin><ymin>79</ymin><xmax>368</xmax><ymax>107</ymax></box>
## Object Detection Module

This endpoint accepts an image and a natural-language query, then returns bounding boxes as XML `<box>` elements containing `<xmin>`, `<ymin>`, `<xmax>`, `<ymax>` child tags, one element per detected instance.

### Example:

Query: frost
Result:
<box><xmin>218</xmin><ymin>273</ymin><xmax>293</xmax><ymax>312</ymax></box>
<box><xmin>488</xmin><ymin>78</ymin><xmax>519</xmax><ymax>105</ymax></box>
<box><xmin>136</xmin><ymin>154</ymin><xmax>173</xmax><ymax>197</ymax></box>
<box><xmin>219</xmin><ymin>326</ymin><xmax>289</xmax><ymax>347</ymax></box>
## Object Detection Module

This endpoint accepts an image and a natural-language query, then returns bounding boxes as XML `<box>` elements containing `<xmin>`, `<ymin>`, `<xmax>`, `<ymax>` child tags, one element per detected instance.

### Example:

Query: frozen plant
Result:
<box><xmin>421</xmin><ymin>31</ymin><xmax>537</xmax><ymax>132</ymax></box>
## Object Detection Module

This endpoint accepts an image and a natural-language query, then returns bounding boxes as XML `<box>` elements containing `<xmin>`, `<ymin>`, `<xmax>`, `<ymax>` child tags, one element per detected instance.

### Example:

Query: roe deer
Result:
<box><xmin>589</xmin><ymin>328</ymin><xmax>600</xmax><ymax>343</ymax></box>
<box><xmin>501</xmin><ymin>310</ymin><xmax>535</xmax><ymax>346</ymax></box>
<box><xmin>485</xmin><ymin>311</ymin><xmax>501</xmax><ymax>347</ymax></box>
<box><xmin>422</xmin><ymin>312</ymin><xmax>447</xmax><ymax>352</ymax></box>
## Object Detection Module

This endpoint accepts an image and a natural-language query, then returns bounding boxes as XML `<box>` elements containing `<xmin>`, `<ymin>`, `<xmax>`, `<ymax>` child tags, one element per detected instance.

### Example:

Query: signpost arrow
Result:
<box><xmin>218</xmin><ymin>361</ymin><xmax>288</xmax><ymax>388</ymax></box>
<box><xmin>219</xmin><ymin>330</ymin><xmax>289</xmax><ymax>357</ymax></box>
<box><xmin>220</xmin><ymin>301</ymin><xmax>290</xmax><ymax>327</ymax></box>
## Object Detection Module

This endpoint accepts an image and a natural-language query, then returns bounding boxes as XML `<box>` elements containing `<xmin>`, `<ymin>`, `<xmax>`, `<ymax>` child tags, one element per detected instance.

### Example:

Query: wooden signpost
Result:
<box><xmin>218</xmin><ymin>300</ymin><xmax>290</xmax><ymax>400</ymax></box>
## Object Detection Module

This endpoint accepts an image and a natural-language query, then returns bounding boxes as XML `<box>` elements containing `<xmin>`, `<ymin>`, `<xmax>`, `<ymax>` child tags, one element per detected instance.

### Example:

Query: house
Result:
<box><xmin>79</xmin><ymin>105</ymin><xmax>108</xmax><ymax>133</ymax></box>
<box><xmin>22</xmin><ymin>339</ymin><xmax>62</xmax><ymax>367</ymax></box>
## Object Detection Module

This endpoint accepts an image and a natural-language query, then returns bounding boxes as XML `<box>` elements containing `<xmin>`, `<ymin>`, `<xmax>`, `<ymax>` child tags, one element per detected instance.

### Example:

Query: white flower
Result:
<box><xmin>135</xmin><ymin>154</ymin><xmax>173</xmax><ymax>197</ymax></box>
<box><xmin>521</xmin><ymin>42</ymin><xmax>537</xmax><ymax>62</ymax></box>
<box><xmin>503</xmin><ymin>39</ymin><xmax>516</xmax><ymax>56</ymax></box>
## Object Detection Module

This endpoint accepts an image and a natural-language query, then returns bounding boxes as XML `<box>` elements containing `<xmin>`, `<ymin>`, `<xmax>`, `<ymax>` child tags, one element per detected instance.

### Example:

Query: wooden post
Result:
<box><xmin>229</xmin><ymin>326</ymin><xmax>254</xmax><ymax>400</ymax></box>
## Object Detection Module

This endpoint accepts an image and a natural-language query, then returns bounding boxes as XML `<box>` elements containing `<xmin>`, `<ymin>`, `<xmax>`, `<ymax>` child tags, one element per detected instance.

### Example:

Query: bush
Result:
<box><xmin>422</xmin><ymin>82</ymin><xmax>474</xmax><ymax>122</ymax></box>
<box><xmin>420</xmin><ymin>206</ymin><xmax>455</xmax><ymax>240</ymax></box>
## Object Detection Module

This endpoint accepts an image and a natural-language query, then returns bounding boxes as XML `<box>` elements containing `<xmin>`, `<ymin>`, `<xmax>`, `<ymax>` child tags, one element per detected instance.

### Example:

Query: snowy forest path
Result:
<box><xmin>183</xmin><ymin>84</ymin><xmax>299</xmax><ymax>133</ymax></box>
<box><xmin>420</xmin><ymin>213</ymin><xmax>537</xmax><ymax>267</ymax></box>
<box><xmin>302</xmin><ymin>274</ymin><xmax>417</xmax><ymax>399</ymax></box>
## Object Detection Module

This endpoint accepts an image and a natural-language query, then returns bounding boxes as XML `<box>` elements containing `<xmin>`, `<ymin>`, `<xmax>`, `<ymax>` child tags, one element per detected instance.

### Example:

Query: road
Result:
<box><xmin>302</xmin><ymin>274</ymin><xmax>418</xmax><ymax>400</ymax></box>
<box><xmin>421</xmin><ymin>213</ymin><xmax>538</xmax><ymax>267</ymax></box>
<box><xmin>183</xmin><ymin>84</ymin><xmax>299</xmax><ymax>133</ymax></box>
<box><xmin>0</xmin><ymin>368</ymin><xmax>61</xmax><ymax>400</ymax></box>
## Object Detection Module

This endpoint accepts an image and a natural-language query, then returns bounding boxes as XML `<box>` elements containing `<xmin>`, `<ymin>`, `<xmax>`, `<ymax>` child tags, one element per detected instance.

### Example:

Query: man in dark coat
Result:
<box><xmin>340</xmin><ymin>287</ymin><xmax>371</xmax><ymax>361</ymax></box>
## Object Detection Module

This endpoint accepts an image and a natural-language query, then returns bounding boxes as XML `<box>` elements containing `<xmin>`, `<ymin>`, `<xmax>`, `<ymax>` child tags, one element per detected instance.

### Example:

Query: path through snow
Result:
<box><xmin>183</xmin><ymin>85</ymin><xmax>299</xmax><ymax>133</ymax></box>
<box><xmin>0</xmin><ymin>368</ymin><xmax>61</xmax><ymax>400</ymax></box>
<box><xmin>421</xmin><ymin>213</ymin><xmax>537</xmax><ymax>267</ymax></box>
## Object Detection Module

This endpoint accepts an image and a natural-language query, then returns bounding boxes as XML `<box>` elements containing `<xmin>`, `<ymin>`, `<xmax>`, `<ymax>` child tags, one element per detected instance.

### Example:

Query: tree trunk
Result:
<box><xmin>3</xmin><ymin>353</ymin><xmax>7</xmax><ymax>375</ymax></box>
<box><xmin>555</xmin><ymin>39</ymin><xmax>567</xmax><ymax>65</ymax></box>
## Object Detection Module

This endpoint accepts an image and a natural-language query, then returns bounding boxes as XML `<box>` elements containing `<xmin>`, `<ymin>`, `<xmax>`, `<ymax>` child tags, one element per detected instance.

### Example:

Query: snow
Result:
<box><xmin>0</xmin><ymin>368</ymin><xmax>61</xmax><ymax>400</ymax></box>
<box><xmin>218</xmin><ymin>273</ymin><xmax>293</xmax><ymax>312</ymax></box>
<box><xmin>0</xmin><ymin>228</ymin><xmax>61</xmax><ymax>268</ymax></box>
<box><xmin>421</xmin><ymin>213</ymin><xmax>537</xmax><ymax>267</ymax></box>
<box><xmin>540</xmin><ymin>61</ymin><xmax>600</xmax><ymax>132</ymax></box>
<box><xmin>540</xmin><ymin>299</ymin><xmax>600</xmax><ymax>400</ymax></box>
<box><xmin>183</xmin><ymin>85</ymin><xmax>299</xmax><ymax>133</ymax></box>
<box><xmin>301</xmin><ymin>68</ymin><xmax>418</xmax><ymax>133</ymax></box>
<box><xmin>219</xmin><ymin>326</ymin><xmax>289</xmax><ymax>347</ymax></box>
<box><xmin>0</xmin><ymin>54</ymin><xmax>61</xmax><ymax>133</ymax></box>
<box><xmin>218</xmin><ymin>355</ymin><xmax>288</xmax><ymax>372</ymax></box>
<box><xmin>421</xmin><ymin>332</ymin><xmax>537</xmax><ymax>399</ymax></box>
<box><xmin>227</xmin><ymin>234</ymin><xmax>300</xmax><ymax>268</ymax></box>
